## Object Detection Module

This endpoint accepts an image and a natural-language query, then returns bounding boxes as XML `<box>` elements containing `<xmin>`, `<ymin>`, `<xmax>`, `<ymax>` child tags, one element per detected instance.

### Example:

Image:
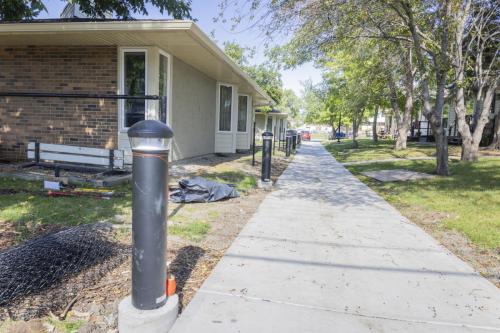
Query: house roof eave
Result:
<box><xmin>0</xmin><ymin>20</ymin><xmax>272</xmax><ymax>104</ymax></box>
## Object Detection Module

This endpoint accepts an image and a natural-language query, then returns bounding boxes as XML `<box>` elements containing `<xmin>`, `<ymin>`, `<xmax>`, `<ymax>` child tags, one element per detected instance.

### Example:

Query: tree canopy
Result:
<box><xmin>0</xmin><ymin>0</ymin><xmax>192</xmax><ymax>21</ymax></box>
<box><xmin>223</xmin><ymin>41</ymin><xmax>283</xmax><ymax>105</ymax></box>
<box><xmin>219</xmin><ymin>0</ymin><xmax>499</xmax><ymax>175</ymax></box>
<box><xmin>278</xmin><ymin>88</ymin><xmax>303</xmax><ymax>123</ymax></box>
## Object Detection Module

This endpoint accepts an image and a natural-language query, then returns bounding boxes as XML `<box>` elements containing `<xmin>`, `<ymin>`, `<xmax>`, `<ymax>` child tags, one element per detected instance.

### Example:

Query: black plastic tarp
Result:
<box><xmin>170</xmin><ymin>177</ymin><xmax>239</xmax><ymax>203</ymax></box>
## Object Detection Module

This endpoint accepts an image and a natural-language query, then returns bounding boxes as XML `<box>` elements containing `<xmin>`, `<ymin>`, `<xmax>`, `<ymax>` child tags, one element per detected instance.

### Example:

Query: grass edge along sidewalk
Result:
<box><xmin>324</xmin><ymin>138</ymin><xmax>462</xmax><ymax>163</ymax></box>
<box><xmin>323</xmin><ymin>139</ymin><xmax>499</xmax><ymax>286</ymax></box>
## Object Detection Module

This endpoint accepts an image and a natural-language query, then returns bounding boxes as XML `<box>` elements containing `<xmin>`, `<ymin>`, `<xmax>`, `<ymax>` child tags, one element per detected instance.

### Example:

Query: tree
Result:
<box><xmin>382</xmin><ymin>46</ymin><xmax>416</xmax><ymax>150</ymax></box>
<box><xmin>301</xmin><ymin>79</ymin><xmax>341</xmax><ymax>133</ymax></box>
<box><xmin>452</xmin><ymin>0</ymin><xmax>499</xmax><ymax>161</ymax></box>
<box><xmin>0</xmin><ymin>0</ymin><xmax>192</xmax><ymax>21</ymax></box>
<box><xmin>390</xmin><ymin>1</ymin><xmax>452</xmax><ymax>175</ymax></box>
<box><xmin>488</xmin><ymin>110</ymin><xmax>500</xmax><ymax>149</ymax></box>
<box><xmin>278</xmin><ymin>89</ymin><xmax>303</xmax><ymax>123</ymax></box>
<box><xmin>219</xmin><ymin>0</ymin><xmax>499</xmax><ymax>173</ymax></box>
<box><xmin>246</xmin><ymin>64</ymin><xmax>283</xmax><ymax>104</ymax></box>
<box><xmin>223</xmin><ymin>41</ymin><xmax>283</xmax><ymax>104</ymax></box>
<box><xmin>222</xmin><ymin>41</ymin><xmax>255</xmax><ymax>67</ymax></box>
<box><xmin>302</xmin><ymin>80</ymin><xmax>327</xmax><ymax>125</ymax></box>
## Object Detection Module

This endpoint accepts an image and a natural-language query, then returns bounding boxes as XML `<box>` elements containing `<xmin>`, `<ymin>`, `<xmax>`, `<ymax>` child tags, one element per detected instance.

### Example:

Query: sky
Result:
<box><xmin>37</xmin><ymin>0</ymin><xmax>323</xmax><ymax>97</ymax></box>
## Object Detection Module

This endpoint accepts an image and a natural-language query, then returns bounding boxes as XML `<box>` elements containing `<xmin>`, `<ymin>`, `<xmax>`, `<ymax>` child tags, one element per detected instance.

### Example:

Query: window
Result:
<box><xmin>266</xmin><ymin>115</ymin><xmax>273</xmax><ymax>132</ymax></box>
<box><xmin>123</xmin><ymin>51</ymin><xmax>146</xmax><ymax>128</ymax></box>
<box><xmin>159</xmin><ymin>53</ymin><xmax>169</xmax><ymax>123</ymax></box>
<box><xmin>237</xmin><ymin>95</ymin><xmax>248</xmax><ymax>132</ymax></box>
<box><xmin>219</xmin><ymin>85</ymin><xmax>232</xmax><ymax>131</ymax></box>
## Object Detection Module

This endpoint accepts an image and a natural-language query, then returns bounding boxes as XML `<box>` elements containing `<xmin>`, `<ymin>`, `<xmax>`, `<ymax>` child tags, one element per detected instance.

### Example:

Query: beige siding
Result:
<box><xmin>215</xmin><ymin>133</ymin><xmax>234</xmax><ymax>153</ymax></box>
<box><xmin>236</xmin><ymin>133</ymin><xmax>249</xmax><ymax>150</ymax></box>
<box><xmin>171</xmin><ymin>57</ymin><xmax>216</xmax><ymax>160</ymax></box>
<box><xmin>255</xmin><ymin>113</ymin><xmax>266</xmax><ymax>134</ymax></box>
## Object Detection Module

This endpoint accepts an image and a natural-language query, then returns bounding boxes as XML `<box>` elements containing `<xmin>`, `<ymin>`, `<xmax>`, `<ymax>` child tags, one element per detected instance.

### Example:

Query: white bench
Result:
<box><xmin>27</xmin><ymin>142</ymin><xmax>124</xmax><ymax>170</ymax></box>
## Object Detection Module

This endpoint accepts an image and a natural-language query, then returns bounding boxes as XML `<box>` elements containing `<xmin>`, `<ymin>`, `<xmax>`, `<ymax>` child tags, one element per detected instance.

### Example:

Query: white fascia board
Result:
<box><xmin>0</xmin><ymin>20</ymin><xmax>193</xmax><ymax>33</ymax></box>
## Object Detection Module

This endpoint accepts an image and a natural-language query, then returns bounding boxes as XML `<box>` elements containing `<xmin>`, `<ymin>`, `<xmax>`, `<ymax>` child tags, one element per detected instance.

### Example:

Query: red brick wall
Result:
<box><xmin>0</xmin><ymin>46</ymin><xmax>118</xmax><ymax>161</ymax></box>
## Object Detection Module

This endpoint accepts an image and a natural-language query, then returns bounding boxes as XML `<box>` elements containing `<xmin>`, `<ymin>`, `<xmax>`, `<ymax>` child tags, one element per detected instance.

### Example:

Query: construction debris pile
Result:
<box><xmin>0</xmin><ymin>223</ymin><xmax>128</xmax><ymax>320</ymax></box>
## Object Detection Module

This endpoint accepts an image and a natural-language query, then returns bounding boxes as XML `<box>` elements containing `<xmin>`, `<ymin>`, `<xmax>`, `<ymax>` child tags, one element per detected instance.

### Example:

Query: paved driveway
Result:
<box><xmin>170</xmin><ymin>142</ymin><xmax>500</xmax><ymax>333</ymax></box>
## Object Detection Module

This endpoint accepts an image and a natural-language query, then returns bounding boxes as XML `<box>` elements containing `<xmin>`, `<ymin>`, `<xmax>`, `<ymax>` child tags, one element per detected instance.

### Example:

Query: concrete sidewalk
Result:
<box><xmin>170</xmin><ymin>142</ymin><xmax>500</xmax><ymax>333</ymax></box>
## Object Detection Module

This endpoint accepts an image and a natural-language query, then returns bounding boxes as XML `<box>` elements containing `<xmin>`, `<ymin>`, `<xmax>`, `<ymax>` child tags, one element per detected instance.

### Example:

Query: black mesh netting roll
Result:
<box><xmin>0</xmin><ymin>223</ymin><xmax>128</xmax><ymax>320</ymax></box>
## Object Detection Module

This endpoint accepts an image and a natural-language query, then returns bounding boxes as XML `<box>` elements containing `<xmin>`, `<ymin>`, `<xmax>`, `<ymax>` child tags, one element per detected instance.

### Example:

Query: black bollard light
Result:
<box><xmin>292</xmin><ymin>130</ymin><xmax>297</xmax><ymax>152</ymax></box>
<box><xmin>285</xmin><ymin>129</ymin><xmax>292</xmax><ymax>157</ymax></box>
<box><xmin>261</xmin><ymin>131</ymin><xmax>273</xmax><ymax>182</ymax></box>
<box><xmin>127</xmin><ymin>120</ymin><xmax>173</xmax><ymax>310</ymax></box>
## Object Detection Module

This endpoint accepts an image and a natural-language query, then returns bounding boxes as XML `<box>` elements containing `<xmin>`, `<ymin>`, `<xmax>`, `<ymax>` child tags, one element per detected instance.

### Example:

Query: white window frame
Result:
<box><xmin>118</xmin><ymin>47</ymin><xmax>149</xmax><ymax>132</ymax></box>
<box><xmin>266</xmin><ymin>114</ymin><xmax>273</xmax><ymax>132</ymax></box>
<box><xmin>158</xmin><ymin>49</ymin><xmax>173</xmax><ymax>127</ymax></box>
<box><xmin>216</xmin><ymin>83</ymin><xmax>235</xmax><ymax>133</ymax></box>
<box><xmin>237</xmin><ymin>94</ymin><xmax>251</xmax><ymax>133</ymax></box>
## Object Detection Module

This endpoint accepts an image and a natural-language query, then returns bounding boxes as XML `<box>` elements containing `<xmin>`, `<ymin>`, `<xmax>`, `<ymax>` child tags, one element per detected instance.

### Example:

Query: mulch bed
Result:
<box><xmin>0</xmin><ymin>150</ymin><xmax>293</xmax><ymax>331</ymax></box>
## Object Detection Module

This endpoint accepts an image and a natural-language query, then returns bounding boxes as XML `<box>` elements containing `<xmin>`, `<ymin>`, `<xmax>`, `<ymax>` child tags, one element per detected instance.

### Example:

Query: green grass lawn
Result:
<box><xmin>169</xmin><ymin>219</ymin><xmax>211</xmax><ymax>241</ymax></box>
<box><xmin>203</xmin><ymin>170</ymin><xmax>257</xmax><ymax>193</ymax></box>
<box><xmin>324</xmin><ymin>138</ymin><xmax>461</xmax><ymax>163</ymax></box>
<box><xmin>0</xmin><ymin>177</ymin><xmax>131</xmax><ymax>241</ymax></box>
<box><xmin>0</xmin><ymin>161</ymin><xmax>258</xmax><ymax>243</ymax></box>
<box><xmin>346</xmin><ymin>158</ymin><xmax>500</xmax><ymax>249</ymax></box>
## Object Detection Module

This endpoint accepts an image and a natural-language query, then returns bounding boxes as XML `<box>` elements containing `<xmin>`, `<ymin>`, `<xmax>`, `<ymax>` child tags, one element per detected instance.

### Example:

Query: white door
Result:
<box><xmin>117</xmin><ymin>48</ymin><xmax>148</xmax><ymax>165</ymax></box>
<box><xmin>215</xmin><ymin>83</ymin><xmax>237</xmax><ymax>153</ymax></box>
<box><xmin>236</xmin><ymin>94</ymin><xmax>251</xmax><ymax>150</ymax></box>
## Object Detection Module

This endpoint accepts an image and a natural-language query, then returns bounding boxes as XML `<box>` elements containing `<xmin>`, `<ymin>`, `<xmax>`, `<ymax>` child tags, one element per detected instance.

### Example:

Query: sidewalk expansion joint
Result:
<box><xmin>199</xmin><ymin>289</ymin><xmax>500</xmax><ymax>331</ymax></box>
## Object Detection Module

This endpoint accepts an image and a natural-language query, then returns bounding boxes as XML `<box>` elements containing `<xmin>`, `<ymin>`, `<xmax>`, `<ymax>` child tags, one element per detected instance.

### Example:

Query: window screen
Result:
<box><xmin>238</xmin><ymin>95</ymin><xmax>248</xmax><ymax>132</ymax></box>
<box><xmin>219</xmin><ymin>85</ymin><xmax>232</xmax><ymax>131</ymax></box>
<box><xmin>124</xmin><ymin>52</ymin><xmax>146</xmax><ymax>128</ymax></box>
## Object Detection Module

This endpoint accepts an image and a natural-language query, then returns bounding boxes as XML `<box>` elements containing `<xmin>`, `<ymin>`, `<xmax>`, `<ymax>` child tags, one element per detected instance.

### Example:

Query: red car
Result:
<box><xmin>301</xmin><ymin>130</ymin><xmax>311</xmax><ymax>141</ymax></box>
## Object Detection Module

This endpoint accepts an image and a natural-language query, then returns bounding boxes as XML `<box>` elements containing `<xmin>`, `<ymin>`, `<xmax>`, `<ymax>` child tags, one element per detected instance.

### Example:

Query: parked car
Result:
<box><xmin>328</xmin><ymin>131</ymin><xmax>346</xmax><ymax>140</ymax></box>
<box><xmin>301</xmin><ymin>130</ymin><xmax>311</xmax><ymax>141</ymax></box>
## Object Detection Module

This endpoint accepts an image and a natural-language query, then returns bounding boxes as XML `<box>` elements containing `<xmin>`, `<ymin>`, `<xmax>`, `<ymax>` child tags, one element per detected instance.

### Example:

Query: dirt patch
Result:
<box><xmin>0</xmin><ymin>150</ymin><xmax>292</xmax><ymax>332</ymax></box>
<box><xmin>480</xmin><ymin>148</ymin><xmax>500</xmax><ymax>157</ymax></box>
<box><xmin>0</xmin><ymin>222</ymin><xmax>62</xmax><ymax>252</ymax></box>
<box><xmin>398</xmin><ymin>204</ymin><xmax>499</xmax><ymax>288</ymax></box>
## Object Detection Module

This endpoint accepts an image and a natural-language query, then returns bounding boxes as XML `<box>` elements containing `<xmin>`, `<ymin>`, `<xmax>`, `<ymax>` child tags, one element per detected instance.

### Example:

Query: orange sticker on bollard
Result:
<box><xmin>166</xmin><ymin>275</ymin><xmax>176</xmax><ymax>296</ymax></box>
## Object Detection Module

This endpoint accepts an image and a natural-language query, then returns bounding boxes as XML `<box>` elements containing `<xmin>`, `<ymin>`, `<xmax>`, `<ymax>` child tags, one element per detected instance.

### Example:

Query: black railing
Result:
<box><xmin>0</xmin><ymin>91</ymin><xmax>168</xmax><ymax>123</ymax></box>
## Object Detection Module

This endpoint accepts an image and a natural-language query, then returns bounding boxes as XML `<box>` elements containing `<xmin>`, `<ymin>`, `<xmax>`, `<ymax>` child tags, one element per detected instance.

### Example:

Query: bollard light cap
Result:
<box><xmin>262</xmin><ymin>131</ymin><xmax>274</xmax><ymax>140</ymax></box>
<box><xmin>128</xmin><ymin>120</ymin><xmax>174</xmax><ymax>151</ymax></box>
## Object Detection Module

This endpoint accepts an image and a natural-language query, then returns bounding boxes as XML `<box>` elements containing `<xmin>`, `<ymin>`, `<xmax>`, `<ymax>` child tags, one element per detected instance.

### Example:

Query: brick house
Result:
<box><xmin>0</xmin><ymin>20</ymin><xmax>272</xmax><ymax>165</ymax></box>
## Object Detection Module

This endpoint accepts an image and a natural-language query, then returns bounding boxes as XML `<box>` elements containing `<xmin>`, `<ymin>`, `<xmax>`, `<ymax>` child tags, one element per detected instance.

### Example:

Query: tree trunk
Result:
<box><xmin>487</xmin><ymin>110</ymin><xmax>500</xmax><ymax>149</ymax></box>
<box><xmin>461</xmin><ymin>138</ymin><xmax>480</xmax><ymax>161</ymax></box>
<box><xmin>432</xmin><ymin>122</ymin><xmax>450</xmax><ymax>176</ymax></box>
<box><xmin>331</xmin><ymin>121</ymin><xmax>337</xmax><ymax>141</ymax></box>
<box><xmin>402</xmin><ymin>1</ymin><xmax>450</xmax><ymax>176</ymax></box>
<box><xmin>372</xmin><ymin>105</ymin><xmax>379</xmax><ymax>143</ymax></box>
<box><xmin>449</xmin><ymin>0</ymin><xmax>496</xmax><ymax>162</ymax></box>
<box><xmin>457</xmin><ymin>116</ymin><xmax>479</xmax><ymax>161</ymax></box>
<box><xmin>352</xmin><ymin>108</ymin><xmax>364</xmax><ymax>148</ymax></box>
<box><xmin>457</xmin><ymin>83</ymin><xmax>496</xmax><ymax>161</ymax></box>
<box><xmin>352</xmin><ymin>116</ymin><xmax>359</xmax><ymax>148</ymax></box>
<box><xmin>395</xmin><ymin>51</ymin><xmax>414</xmax><ymax>151</ymax></box>
<box><xmin>395</xmin><ymin>125</ymin><xmax>408</xmax><ymax>150</ymax></box>
<box><xmin>387</xmin><ymin>72</ymin><xmax>400</xmax><ymax>142</ymax></box>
